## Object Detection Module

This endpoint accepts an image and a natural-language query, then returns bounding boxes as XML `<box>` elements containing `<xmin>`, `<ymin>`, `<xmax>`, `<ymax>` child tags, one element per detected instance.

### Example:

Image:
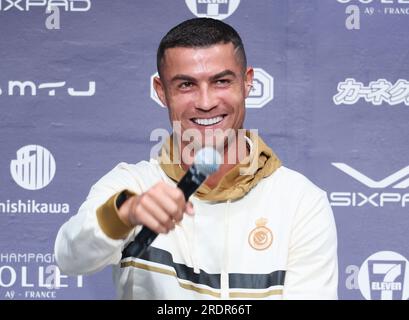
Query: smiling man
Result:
<box><xmin>55</xmin><ymin>18</ymin><xmax>338</xmax><ymax>300</ymax></box>
<box><xmin>153</xmin><ymin>22</ymin><xmax>255</xmax><ymax>188</ymax></box>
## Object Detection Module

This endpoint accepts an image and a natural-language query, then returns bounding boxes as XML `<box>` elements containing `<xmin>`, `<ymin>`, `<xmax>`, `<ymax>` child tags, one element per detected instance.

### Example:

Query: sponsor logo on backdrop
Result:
<box><xmin>0</xmin><ymin>80</ymin><xmax>96</xmax><ymax>97</ymax></box>
<box><xmin>345</xmin><ymin>251</ymin><xmax>409</xmax><ymax>300</ymax></box>
<box><xmin>0</xmin><ymin>0</ymin><xmax>91</xmax><ymax>11</ymax></box>
<box><xmin>11</xmin><ymin>145</ymin><xmax>56</xmax><ymax>191</ymax></box>
<box><xmin>150</xmin><ymin>68</ymin><xmax>274</xmax><ymax>109</ymax></box>
<box><xmin>0</xmin><ymin>1</ymin><xmax>92</xmax><ymax>30</ymax></box>
<box><xmin>359</xmin><ymin>251</ymin><xmax>409</xmax><ymax>300</ymax></box>
<box><xmin>337</xmin><ymin>0</ymin><xmax>409</xmax><ymax>31</ymax></box>
<box><xmin>0</xmin><ymin>145</ymin><xmax>70</xmax><ymax>214</ymax></box>
<box><xmin>246</xmin><ymin>68</ymin><xmax>274</xmax><ymax>109</ymax></box>
<box><xmin>185</xmin><ymin>0</ymin><xmax>240</xmax><ymax>20</ymax></box>
<box><xmin>329</xmin><ymin>163</ymin><xmax>409</xmax><ymax>207</ymax></box>
<box><xmin>0</xmin><ymin>253</ymin><xmax>83</xmax><ymax>300</ymax></box>
<box><xmin>333</xmin><ymin>78</ymin><xmax>409</xmax><ymax>106</ymax></box>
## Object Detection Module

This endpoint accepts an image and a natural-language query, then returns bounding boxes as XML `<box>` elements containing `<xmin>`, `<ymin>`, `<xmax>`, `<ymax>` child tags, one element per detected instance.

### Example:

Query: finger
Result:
<box><xmin>135</xmin><ymin>206</ymin><xmax>169</xmax><ymax>234</ymax></box>
<box><xmin>159</xmin><ymin>183</ymin><xmax>186</xmax><ymax>206</ymax></box>
<box><xmin>185</xmin><ymin>201</ymin><xmax>195</xmax><ymax>216</ymax></box>
<box><xmin>139</xmin><ymin>194</ymin><xmax>175</xmax><ymax>230</ymax></box>
<box><xmin>149</xmin><ymin>190</ymin><xmax>185</xmax><ymax>222</ymax></box>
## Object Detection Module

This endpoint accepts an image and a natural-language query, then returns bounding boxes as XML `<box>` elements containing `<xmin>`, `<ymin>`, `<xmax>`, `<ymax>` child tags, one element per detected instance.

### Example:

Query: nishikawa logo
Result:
<box><xmin>185</xmin><ymin>0</ymin><xmax>240</xmax><ymax>20</ymax></box>
<box><xmin>10</xmin><ymin>145</ymin><xmax>56</xmax><ymax>190</ymax></box>
<box><xmin>330</xmin><ymin>163</ymin><xmax>409</xmax><ymax>207</ymax></box>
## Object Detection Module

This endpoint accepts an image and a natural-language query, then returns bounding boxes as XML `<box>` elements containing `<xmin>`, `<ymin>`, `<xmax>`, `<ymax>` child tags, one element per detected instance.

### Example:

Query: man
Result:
<box><xmin>55</xmin><ymin>18</ymin><xmax>338</xmax><ymax>299</ymax></box>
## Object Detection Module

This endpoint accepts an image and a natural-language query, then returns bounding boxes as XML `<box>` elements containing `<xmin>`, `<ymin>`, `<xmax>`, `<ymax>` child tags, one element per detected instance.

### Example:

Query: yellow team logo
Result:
<box><xmin>248</xmin><ymin>218</ymin><xmax>273</xmax><ymax>251</ymax></box>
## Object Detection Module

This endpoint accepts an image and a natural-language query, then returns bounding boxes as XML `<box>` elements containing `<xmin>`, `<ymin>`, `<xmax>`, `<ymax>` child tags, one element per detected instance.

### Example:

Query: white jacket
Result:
<box><xmin>55</xmin><ymin>159</ymin><xmax>338</xmax><ymax>300</ymax></box>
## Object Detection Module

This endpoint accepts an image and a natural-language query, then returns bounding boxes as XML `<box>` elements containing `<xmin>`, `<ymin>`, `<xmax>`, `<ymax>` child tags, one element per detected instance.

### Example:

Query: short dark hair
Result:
<box><xmin>157</xmin><ymin>18</ymin><xmax>247</xmax><ymax>76</ymax></box>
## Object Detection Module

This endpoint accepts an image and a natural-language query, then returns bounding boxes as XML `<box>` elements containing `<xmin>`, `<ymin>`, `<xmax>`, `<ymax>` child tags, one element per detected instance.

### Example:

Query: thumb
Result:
<box><xmin>185</xmin><ymin>201</ymin><xmax>195</xmax><ymax>216</ymax></box>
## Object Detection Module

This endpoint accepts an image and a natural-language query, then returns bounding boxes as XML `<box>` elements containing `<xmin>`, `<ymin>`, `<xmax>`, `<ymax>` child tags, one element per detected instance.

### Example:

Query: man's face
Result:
<box><xmin>154</xmin><ymin>42</ymin><xmax>253</xmax><ymax>153</ymax></box>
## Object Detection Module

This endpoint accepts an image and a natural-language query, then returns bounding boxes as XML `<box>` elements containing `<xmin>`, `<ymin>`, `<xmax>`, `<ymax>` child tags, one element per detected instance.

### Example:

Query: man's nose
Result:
<box><xmin>196</xmin><ymin>85</ymin><xmax>217</xmax><ymax>111</ymax></box>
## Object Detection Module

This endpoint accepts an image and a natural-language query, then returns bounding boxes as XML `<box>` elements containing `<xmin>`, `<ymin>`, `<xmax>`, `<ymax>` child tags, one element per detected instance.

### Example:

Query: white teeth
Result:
<box><xmin>193</xmin><ymin>116</ymin><xmax>224</xmax><ymax>126</ymax></box>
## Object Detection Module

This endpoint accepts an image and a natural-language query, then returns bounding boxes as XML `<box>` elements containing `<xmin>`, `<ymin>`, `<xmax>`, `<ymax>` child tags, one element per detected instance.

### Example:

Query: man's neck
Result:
<box><xmin>180</xmin><ymin>137</ymin><xmax>250</xmax><ymax>189</ymax></box>
<box><xmin>204</xmin><ymin>162</ymin><xmax>237</xmax><ymax>189</ymax></box>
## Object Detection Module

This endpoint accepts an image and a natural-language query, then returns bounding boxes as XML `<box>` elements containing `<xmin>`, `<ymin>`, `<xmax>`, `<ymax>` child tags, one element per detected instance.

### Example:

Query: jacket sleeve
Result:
<box><xmin>282</xmin><ymin>190</ymin><xmax>338</xmax><ymax>300</ymax></box>
<box><xmin>54</xmin><ymin>162</ymin><xmax>146</xmax><ymax>276</ymax></box>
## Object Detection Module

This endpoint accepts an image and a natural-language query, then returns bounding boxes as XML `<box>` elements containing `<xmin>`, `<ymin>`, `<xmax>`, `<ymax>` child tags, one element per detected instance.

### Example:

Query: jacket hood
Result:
<box><xmin>158</xmin><ymin>131</ymin><xmax>281</xmax><ymax>202</ymax></box>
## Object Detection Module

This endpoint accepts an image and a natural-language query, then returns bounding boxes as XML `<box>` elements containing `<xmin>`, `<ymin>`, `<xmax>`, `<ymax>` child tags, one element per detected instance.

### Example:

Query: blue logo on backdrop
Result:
<box><xmin>358</xmin><ymin>251</ymin><xmax>409</xmax><ymax>300</ymax></box>
<box><xmin>197</xmin><ymin>0</ymin><xmax>229</xmax><ymax>15</ymax></box>
<box><xmin>185</xmin><ymin>0</ymin><xmax>240</xmax><ymax>20</ymax></box>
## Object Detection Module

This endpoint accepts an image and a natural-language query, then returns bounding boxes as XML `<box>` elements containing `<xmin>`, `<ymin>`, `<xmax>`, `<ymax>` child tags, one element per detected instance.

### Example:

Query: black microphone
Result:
<box><xmin>122</xmin><ymin>147</ymin><xmax>221</xmax><ymax>259</ymax></box>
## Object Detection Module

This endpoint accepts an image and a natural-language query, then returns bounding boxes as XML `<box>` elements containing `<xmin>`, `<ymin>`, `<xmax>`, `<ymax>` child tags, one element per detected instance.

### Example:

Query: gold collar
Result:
<box><xmin>158</xmin><ymin>131</ymin><xmax>281</xmax><ymax>202</ymax></box>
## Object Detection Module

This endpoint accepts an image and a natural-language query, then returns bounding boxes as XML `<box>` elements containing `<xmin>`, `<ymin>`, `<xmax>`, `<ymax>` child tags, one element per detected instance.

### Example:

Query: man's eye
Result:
<box><xmin>179</xmin><ymin>82</ymin><xmax>194</xmax><ymax>89</ymax></box>
<box><xmin>215</xmin><ymin>79</ymin><xmax>231</xmax><ymax>86</ymax></box>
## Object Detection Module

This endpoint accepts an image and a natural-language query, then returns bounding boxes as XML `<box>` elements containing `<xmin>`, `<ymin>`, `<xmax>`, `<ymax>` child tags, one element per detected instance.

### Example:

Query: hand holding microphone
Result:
<box><xmin>121</xmin><ymin>147</ymin><xmax>221</xmax><ymax>259</ymax></box>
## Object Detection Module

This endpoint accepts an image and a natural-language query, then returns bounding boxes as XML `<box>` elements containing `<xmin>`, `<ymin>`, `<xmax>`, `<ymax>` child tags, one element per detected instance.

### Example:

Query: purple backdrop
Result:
<box><xmin>1</xmin><ymin>0</ymin><xmax>408</xmax><ymax>300</ymax></box>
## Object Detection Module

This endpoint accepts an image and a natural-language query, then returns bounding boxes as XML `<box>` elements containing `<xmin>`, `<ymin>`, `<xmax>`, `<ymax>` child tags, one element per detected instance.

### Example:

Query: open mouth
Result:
<box><xmin>191</xmin><ymin>115</ymin><xmax>226</xmax><ymax>126</ymax></box>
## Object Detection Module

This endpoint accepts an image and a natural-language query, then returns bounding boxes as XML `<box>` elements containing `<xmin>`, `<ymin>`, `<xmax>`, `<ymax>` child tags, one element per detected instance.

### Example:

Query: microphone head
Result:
<box><xmin>194</xmin><ymin>147</ymin><xmax>222</xmax><ymax>177</ymax></box>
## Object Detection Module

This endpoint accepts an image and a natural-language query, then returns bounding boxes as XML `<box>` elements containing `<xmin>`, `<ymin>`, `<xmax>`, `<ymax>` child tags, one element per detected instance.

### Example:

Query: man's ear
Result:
<box><xmin>153</xmin><ymin>76</ymin><xmax>168</xmax><ymax>107</ymax></box>
<box><xmin>244</xmin><ymin>67</ymin><xmax>254</xmax><ymax>98</ymax></box>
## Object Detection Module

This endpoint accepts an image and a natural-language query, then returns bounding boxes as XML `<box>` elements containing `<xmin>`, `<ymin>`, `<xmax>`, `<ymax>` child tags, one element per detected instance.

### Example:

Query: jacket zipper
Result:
<box><xmin>221</xmin><ymin>200</ymin><xmax>231</xmax><ymax>299</ymax></box>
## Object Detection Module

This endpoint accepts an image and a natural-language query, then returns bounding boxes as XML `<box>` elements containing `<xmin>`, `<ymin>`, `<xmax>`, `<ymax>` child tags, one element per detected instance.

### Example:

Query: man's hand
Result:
<box><xmin>118</xmin><ymin>181</ymin><xmax>194</xmax><ymax>234</ymax></box>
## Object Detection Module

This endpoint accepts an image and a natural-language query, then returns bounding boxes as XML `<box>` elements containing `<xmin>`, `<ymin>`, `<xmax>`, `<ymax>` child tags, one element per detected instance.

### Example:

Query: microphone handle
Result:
<box><xmin>122</xmin><ymin>166</ymin><xmax>207</xmax><ymax>259</ymax></box>
<box><xmin>177</xmin><ymin>165</ymin><xmax>207</xmax><ymax>200</ymax></box>
<box><xmin>122</xmin><ymin>226</ymin><xmax>157</xmax><ymax>259</ymax></box>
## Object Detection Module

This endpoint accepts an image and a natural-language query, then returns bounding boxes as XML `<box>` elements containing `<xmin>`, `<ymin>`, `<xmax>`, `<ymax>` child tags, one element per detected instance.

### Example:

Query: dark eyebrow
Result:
<box><xmin>209</xmin><ymin>70</ymin><xmax>237</xmax><ymax>81</ymax></box>
<box><xmin>170</xmin><ymin>74</ymin><xmax>197</xmax><ymax>83</ymax></box>
<box><xmin>170</xmin><ymin>70</ymin><xmax>237</xmax><ymax>84</ymax></box>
